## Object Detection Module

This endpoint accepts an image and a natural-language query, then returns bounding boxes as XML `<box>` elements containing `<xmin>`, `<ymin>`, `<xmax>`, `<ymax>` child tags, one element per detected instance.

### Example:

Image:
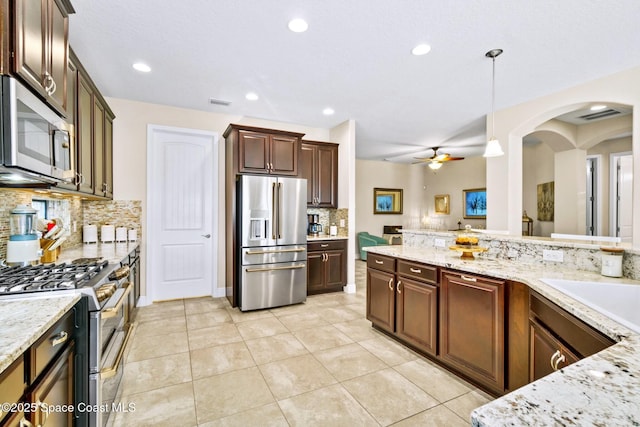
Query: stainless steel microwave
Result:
<box><xmin>0</xmin><ymin>76</ymin><xmax>74</xmax><ymax>185</ymax></box>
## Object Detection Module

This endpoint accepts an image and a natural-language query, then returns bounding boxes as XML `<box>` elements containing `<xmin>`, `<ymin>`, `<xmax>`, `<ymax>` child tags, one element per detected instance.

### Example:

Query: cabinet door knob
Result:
<box><xmin>201</xmin><ymin>234</ymin><xmax>211</xmax><ymax>238</ymax></box>
<box><xmin>550</xmin><ymin>350</ymin><xmax>561</xmax><ymax>371</ymax></box>
<box><xmin>397</xmin><ymin>280</ymin><xmax>402</xmax><ymax>294</ymax></box>
<box><xmin>375</xmin><ymin>259</ymin><xmax>384</xmax><ymax>265</ymax></box>
<box><xmin>409</xmin><ymin>268</ymin><xmax>422</xmax><ymax>273</ymax></box>
<box><xmin>388</xmin><ymin>278</ymin><xmax>393</xmax><ymax>291</ymax></box>
<box><xmin>460</xmin><ymin>275</ymin><xmax>477</xmax><ymax>282</ymax></box>
<box><xmin>50</xmin><ymin>331</ymin><xmax>68</xmax><ymax>347</ymax></box>
<box><xmin>553</xmin><ymin>353</ymin><xmax>566</xmax><ymax>370</ymax></box>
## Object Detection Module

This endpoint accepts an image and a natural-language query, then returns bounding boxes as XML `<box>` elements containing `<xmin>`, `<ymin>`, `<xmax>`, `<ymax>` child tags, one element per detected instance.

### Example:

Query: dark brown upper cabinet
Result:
<box><xmin>13</xmin><ymin>0</ymin><xmax>75</xmax><ymax>116</ymax></box>
<box><xmin>224</xmin><ymin>125</ymin><xmax>302</xmax><ymax>176</ymax></box>
<box><xmin>300</xmin><ymin>141</ymin><xmax>338</xmax><ymax>208</ymax></box>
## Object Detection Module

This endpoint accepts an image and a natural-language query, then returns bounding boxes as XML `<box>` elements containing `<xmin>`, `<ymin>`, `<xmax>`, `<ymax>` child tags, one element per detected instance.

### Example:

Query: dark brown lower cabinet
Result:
<box><xmin>366</xmin><ymin>265</ymin><xmax>395</xmax><ymax>334</ymax></box>
<box><xmin>307</xmin><ymin>240</ymin><xmax>347</xmax><ymax>294</ymax></box>
<box><xmin>440</xmin><ymin>269</ymin><xmax>505</xmax><ymax>394</ymax></box>
<box><xmin>396</xmin><ymin>276</ymin><xmax>438</xmax><ymax>356</ymax></box>
<box><xmin>529</xmin><ymin>291</ymin><xmax>615</xmax><ymax>382</ymax></box>
<box><xmin>366</xmin><ymin>255</ymin><xmax>618</xmax><ymax>397</ymax></box>
<box><xmin>28</xmin><ymin>343</ymin><xmax>75</xmax><ymax>427</ymax></box>
<box><xmin>530</xmin><ymin>319</ymin><xmax>579</xmax><ymax>380</ymax></box>
<box><xmin>367</xmin><ymin>256</ymin><xmax>438</xmax><ymax>355</ymax></box>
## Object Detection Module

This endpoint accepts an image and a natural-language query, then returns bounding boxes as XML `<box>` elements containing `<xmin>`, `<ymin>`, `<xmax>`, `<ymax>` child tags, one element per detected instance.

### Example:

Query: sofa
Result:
<box><xmin>357</xmin><ymin>232</ymin><xmax>390</xmax><ymax>260</ymax></box>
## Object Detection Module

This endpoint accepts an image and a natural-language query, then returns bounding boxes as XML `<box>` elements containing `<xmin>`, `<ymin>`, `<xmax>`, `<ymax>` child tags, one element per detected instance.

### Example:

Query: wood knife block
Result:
<box><xmin>40</xmin><ymin>239</ymin><xmax>60</xmax><ymax>263</ymax></box>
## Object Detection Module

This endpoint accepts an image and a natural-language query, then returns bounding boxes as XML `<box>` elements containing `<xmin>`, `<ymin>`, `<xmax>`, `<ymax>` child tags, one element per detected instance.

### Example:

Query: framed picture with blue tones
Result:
<box><xmin>463</xmin><ymin>188</ymin><xmax>487</xmax><ymax>219</ymax></box>
<box><xmin>373</xmin><ymin>188</ymin><xmax>403</xmax><ymax>214</ymax></box>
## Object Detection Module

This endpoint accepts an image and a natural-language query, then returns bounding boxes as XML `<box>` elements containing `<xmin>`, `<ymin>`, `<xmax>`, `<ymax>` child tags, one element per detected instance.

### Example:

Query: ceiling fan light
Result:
<box><xmin>428</xmin><ymin>161</ymin><xmax>443</xmax><ymax>170</ymax></box>
<box><xmin>483</xmin><ymin>138</ymin><xmax>504</xmax><ymax>157</ymax></box>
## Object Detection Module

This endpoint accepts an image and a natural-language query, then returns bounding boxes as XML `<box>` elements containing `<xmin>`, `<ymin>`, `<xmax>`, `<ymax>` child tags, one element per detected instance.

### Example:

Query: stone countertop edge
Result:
<box><xmin>57</xmin><ymin>241</ymin><xmax>140</xmax><ymax>265</ymax></box>
<box><xmin>307</xmin><ymin>236</ymin><xmax>348</xmax><ymax>241</ymax></box>
<box><xmin>400</xmin><ymin>228</ymin><xmax>640</xmax><ymax>255</ymax></box>
<box><xmin>365</xmin><ymin>245</ymin><xmax>640</xmax><ymax>426</ymax></box>
<box><xmin>0</xmin><ymin>294</ymin><xmax>81</xmax><ymax>373</ymax></box>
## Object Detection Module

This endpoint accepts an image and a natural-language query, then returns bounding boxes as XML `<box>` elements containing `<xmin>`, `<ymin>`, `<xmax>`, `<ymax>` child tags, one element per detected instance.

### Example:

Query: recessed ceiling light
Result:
<box><xmin>590</xmin><ymin>104</ymin><xmax>607</xmax><ymax>111</ymax></box>
<box><xmin>245</xmin><ymin>92</ymin><xmax>259</xmax><ymax>101</ymax></box>
<box><xmin>322</xmin><ymin>108</ymin><xmax>334</xmax><ymax>115</ymax></box>
<box><xmin>288</xmin><ymin>18</ymin><xmax>308</xmax><ymax>33</ymax></box>
<box><xmin>411</xmin><ymin>44</ymin><xmax>431</xmax><ymax>56</ymax></box>
<box><xmin>132</xmin><ymin>62</ymin><xmax>151</xmax><ymax>73</ymax></box>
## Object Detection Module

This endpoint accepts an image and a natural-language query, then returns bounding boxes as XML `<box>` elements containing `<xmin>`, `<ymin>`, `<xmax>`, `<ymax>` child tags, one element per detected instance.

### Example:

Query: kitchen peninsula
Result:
<box><xmin>365</xmin><ymin>230</ymin><xmax>640</xmax><ymax>426</ymax></box>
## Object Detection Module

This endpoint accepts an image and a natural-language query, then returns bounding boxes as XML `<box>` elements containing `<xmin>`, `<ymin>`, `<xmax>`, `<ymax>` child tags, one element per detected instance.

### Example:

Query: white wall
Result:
<box><xmin>486</xmin><ymin>65</ymin><xmax>640</xmax><ymax>248</ymax></box>
<box><xmin>422</xmin><ymin>157</ymin><xmax>487</xmax><ymax>230</ymax></box>
<box><xmin>107</xmin><ymin>97</ymin><xmax>337</xmax><ymax>296</ymax></box>
<box><xmin>587</xmin><ymin>136</ymin><xmax>632</xmax><ymax>236</ymax></box>
<box><xmin>355</xmin><ymin>157</ymin><xmax>488</xmax><ymax>249</ymax></box>
<box><xmin>522</xmin><ymin>142</ymin><xmax>554</xmax><ymax>236</ymax></box>
<box><xmin>330</xmin><ymin>120</ymin><xmax>357</xmax><ymax>290</ymax></box>
<box><xmin>355</xmin><ymin>161</ymin><xmax>424</xmax><ymax>243</ymax></box>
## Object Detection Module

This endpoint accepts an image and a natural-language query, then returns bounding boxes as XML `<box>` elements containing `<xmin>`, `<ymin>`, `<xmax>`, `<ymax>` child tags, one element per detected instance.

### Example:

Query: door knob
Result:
<box><xmin>202</xmin><ymin>234</ymin><xmax>211</xmax><ymax>238</ymax></box>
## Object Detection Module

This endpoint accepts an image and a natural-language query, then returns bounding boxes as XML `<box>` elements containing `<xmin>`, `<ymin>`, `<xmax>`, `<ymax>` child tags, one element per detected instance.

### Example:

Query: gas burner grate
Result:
<box><xmin>0</xmin><ymin>259</ymin><xmax>111</xmax><ymax>295</ymax></box>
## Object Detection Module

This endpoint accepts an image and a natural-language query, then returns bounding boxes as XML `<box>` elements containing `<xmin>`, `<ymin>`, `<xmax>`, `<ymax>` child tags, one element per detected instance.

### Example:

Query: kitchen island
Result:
<box><xmin>365</xmin><ymin>244</ymin><xmax>640</xmax><ymax>426</ymax></box>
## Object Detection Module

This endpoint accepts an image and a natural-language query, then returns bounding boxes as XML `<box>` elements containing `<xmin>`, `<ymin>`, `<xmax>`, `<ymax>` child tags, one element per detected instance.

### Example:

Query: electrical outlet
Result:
<box><xmin>434</xmin><ymin>238</ymin><xmax>446</xmax><ymax>248</ymax></box>
<box><xmin>543</xmin><ymin>249</ymin><xmax>564</xmax><ymax>262</ymax></box>
<box><xmin>339</xmin><ymin>219</ymin><xmax>345</xmax><ymax>227</ymax></box>
<box><xmin>73</xmin><ymin>221</ymin><xmax>77</xmax><ymax>232</ymax></box>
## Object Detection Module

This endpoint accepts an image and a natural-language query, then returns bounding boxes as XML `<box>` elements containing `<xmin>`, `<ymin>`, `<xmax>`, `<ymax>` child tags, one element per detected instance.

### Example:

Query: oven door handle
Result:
<box><xmin>101</xmin><ymin>282</ymin><xmax>132</xmax><ymax>319</ymax></box>
<box><xmin>101</xmin><ymin>323</ymin><xmax>135</xmax><ymax>380</ymax></box>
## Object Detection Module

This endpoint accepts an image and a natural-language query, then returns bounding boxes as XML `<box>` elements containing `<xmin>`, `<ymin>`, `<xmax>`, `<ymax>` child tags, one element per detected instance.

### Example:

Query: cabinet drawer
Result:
<box><xmin>30</xmin><ymin>308</ymin><xmax>74</xmax><ymax>382</ymax></box>
<box><xmin>530</xmin><ymin>292</ymin><xmax>615</xmax><ymax>358</ymax></box>
<box><xmin>397</xmin><ymin>260</ymin><xmax>437</xmax><ymax>284</ymax></box>
<box><xmin>367</xmin><ymin>254</ymin><xmax>395</xmax><ymax>273</ymax></box>
<box><xmin>0</xmin><ymin>355</ymin><xmax>25</xmax><ymax>407</ymax></box>
<box><xmin>308</xmin><ymin>239</ymin><xmax>346</xmax><ymax>252</ymax></box>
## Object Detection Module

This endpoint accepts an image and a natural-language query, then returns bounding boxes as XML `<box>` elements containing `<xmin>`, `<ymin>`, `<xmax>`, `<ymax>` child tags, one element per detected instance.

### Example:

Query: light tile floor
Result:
<box><xmin>108</xmin><ymin>261</ymin><xmax>492</xmax><ymax>426</ymax></box>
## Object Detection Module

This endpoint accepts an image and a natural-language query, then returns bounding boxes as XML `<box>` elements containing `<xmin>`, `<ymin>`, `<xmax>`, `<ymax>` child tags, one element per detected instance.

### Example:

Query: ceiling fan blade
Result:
<box><xmin>442</xmin><ymin>156</ymin><xmax>465</xmax><ymax>162</ymax></box>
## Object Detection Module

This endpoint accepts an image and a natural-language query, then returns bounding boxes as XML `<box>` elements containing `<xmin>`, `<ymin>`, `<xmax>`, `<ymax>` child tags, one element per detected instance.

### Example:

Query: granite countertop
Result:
<box><xmin>0</xmin><ymin>294</ymin><xmax>80</xmax><ymax>372</ymax></box>
<box><xmin>58</xmin><ymin>241</ymin><xmax>140</xmax><ymax>265</ymax></box>
<box><xmin>0</xmin><ymin>242</ymin><xmax>139</xmax><ymax>374</ymax></box>
<box><xmin>307</xmin><ymin>235</ymin><xmax>348</xmax><ymax>241</ymax></box>
<box><xmin>365</xmin><ymin>245</ymin><xmax>640</xmax><ymax>426</ymax></box>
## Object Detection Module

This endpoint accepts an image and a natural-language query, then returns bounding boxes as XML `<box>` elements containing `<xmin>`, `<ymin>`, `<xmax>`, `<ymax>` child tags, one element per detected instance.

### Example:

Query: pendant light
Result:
<box><xmin>483</xmin><ymin>49</ymin><xmax>504</xmax><ymax>157</ymax></box>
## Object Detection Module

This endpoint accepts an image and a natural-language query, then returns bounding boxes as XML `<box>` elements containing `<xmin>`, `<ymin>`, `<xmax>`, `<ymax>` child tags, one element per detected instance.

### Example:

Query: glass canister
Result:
<box><xmin>9</xmin><ymin>205</ymin><xmax>38</xmax><ymax>241</ymax></box>
<box><xmin>600</xmin><ymin>247</ymin><xmax>623</xmax><ymax>277</ymax></box>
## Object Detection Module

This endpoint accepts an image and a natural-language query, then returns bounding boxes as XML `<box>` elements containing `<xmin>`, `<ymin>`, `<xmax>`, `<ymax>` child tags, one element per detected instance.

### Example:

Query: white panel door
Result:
<box><xmin>617</xmin><ymin>155</ymin><xmax>633</xmax><ymax>243</ymax></box>
<box><xmin>147</xmin><ymin>125</ymin><xmax>217</xmax><ymax>301</ymax></box>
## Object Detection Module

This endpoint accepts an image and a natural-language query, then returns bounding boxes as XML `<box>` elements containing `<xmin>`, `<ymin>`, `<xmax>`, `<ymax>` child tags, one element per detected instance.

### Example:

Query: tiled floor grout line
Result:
<box><xmin>110</xmin><ymin>261</ymin><xmax>490</xmax><ymax>426</ymax></box>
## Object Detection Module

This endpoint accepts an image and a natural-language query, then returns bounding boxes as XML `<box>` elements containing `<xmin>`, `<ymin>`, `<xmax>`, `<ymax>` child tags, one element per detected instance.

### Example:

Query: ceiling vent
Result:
<box><xmin>208</xmin><ymin>98</ymin><xmax>231</xmax><ymax>106</ymax></box>
<box><xmin>578</xmin><ymin>109</ymin><xmax>621</xmax><ymax>121</ymax></box>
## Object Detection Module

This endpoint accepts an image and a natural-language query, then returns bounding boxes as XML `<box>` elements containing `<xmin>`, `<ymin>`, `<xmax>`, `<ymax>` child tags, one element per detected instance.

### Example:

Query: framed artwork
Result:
<box><xmin>463</xmin><ymin>188</ymin><xmax>487</xmax><ymax>219</ymax></box>
<box><xmin>434</xmin><ymin>194</ymin><xmax>450</xmax><ymax>214</ymax></box>
<box><xmin>537</xmin><ymin>181</ymin><xmax>554</xmax><ymax>221</ymax></box>
<box><xmin>373</xmin><ymin>188</ymin><xmax>403</xmax><ymax>214</ymax></box>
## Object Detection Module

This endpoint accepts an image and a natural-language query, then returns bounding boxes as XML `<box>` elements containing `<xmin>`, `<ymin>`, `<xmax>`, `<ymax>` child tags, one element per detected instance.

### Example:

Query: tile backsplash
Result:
<box><xmin>0</xmin><ymin>189</ymin><xmax>141</xmax><ymax>260</ymax></box>
<box><xmin>306</xmin><ymin>207</ymin><xmax>348</xmax><ymax>237</ymax></box>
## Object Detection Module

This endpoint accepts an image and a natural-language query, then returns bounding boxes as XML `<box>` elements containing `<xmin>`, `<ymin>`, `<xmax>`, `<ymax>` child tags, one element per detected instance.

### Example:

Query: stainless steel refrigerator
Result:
<box><xmin>237</xmin><ymin>175</ymin><xmax>307</xmax><ymax>311</ymax></box>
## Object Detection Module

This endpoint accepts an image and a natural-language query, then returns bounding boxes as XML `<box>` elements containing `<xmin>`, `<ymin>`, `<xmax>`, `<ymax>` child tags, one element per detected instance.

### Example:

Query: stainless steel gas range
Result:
<box><xmin>0</xmin><ymin>258</ymin><xmax>134</xmax><ymax>427</ymax></box>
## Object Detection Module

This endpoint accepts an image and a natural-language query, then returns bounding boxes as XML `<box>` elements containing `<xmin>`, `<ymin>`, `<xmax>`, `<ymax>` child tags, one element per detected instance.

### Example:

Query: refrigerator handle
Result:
<box><xmin>271</xmin><ymin>182</ymin><xmax>277</xmax><ymax>239</ymax></box>
<box><xmin>278</xmin><ymin>182</ymin><xmax>283</xmax><ymax>239</ymax></box>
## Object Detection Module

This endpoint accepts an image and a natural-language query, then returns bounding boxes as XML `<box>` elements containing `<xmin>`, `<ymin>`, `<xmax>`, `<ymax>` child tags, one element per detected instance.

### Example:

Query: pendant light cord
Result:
<box><xmin>491</xmin><ymin>55</ymin><xmax>496</xmax><ymax>139</ymax></box>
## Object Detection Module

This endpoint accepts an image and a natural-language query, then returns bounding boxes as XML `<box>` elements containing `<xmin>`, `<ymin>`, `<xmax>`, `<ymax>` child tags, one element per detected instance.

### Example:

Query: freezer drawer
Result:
<box><xmin>242</xmin><ymin>245</ymin><xmax>307</xmax><ymax>265</ymax></box>
<box><xmin>240</xmin><ymin>261</ymin><xmax>307</xmax><ymax>311</ymax></box>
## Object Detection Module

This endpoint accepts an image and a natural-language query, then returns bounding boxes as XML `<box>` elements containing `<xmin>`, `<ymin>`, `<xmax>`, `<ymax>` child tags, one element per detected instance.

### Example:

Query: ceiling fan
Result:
<box><xmin>415</xmin><ymin>147</ymin><xmax>465</xmax><ymax>170</ymax></box>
